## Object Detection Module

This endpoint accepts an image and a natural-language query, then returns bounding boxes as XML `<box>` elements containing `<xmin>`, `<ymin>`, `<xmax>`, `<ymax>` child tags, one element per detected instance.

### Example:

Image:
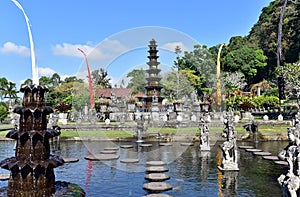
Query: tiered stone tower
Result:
<box><xmin>0</xmin><ymin>85</ymin><xmax>64</xmax><ymax>197</ymax></box>
<box><xmin>145</xmin><ymin>39</ymin><xmax>163</xmax><ymax>108</ymax></box>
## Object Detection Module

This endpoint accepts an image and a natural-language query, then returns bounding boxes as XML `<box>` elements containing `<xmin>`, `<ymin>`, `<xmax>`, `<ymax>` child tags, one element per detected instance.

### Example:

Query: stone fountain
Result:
<box><xmin>0</xmin><ymin>85</ymin><xmax>85</xmax><ymax>197</ymax></box>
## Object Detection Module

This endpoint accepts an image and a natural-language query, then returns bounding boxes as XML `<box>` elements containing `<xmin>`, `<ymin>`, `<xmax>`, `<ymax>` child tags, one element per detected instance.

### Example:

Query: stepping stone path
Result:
<box><xmin>146</xmin><ymin>166</ymin><xmax>169</xmax><ymax>173</ymax></box>
<box><xmin>100</xmin><ymin>150</ymin><xmax>117</xmax><ymax>154</ymax></box>
<box><xmin>120</xmin><ymin>158</ymin><xmax>139</xmax><ymax>163</ymax></box>
<box><xmin>143</xmin><ymin>182</ymin><xmax>172</xmax><ymax>192</ymax></box>
<box><xmin>140</xmin><ymin>143</ymin><xmax>153</xmax><ymax>147</ymax></box>
<box><xmin>263</xmin><ymin>156</ymin><xmax>279</xmax><ymax>161</ymax></box>
<box><xmin>145</xmin><ymin>173</ymin><xmax>170</xmax><ymax>181</ymax></box>
<box><xmin>146</xmin><ymin>161</ymin><xmax>167</xmax><ymax>166</ymax></box>
<box><xmin>274</xmin><ymin>160</ymin><xmax>288</xmax><ymax>166</ymax></box>
<box><xmin>143</xmin><ymin>160</ymin><xmax>172</xmax><ymax>194</ymax></box>
<box><xmin>239</xmin><ymin>146</ymin><xmax>254</xmax><ymax>149</ymax></box>
<box><xmin>0</xmin><ymin>173</ymin><xmax>10</xmax><ymax>181</ymax></box>
<box><xmin>180</xmin><ymin>142</ymin><xmax>194</xmax><ymax>146</ymax></box>
<box><xmin>245</xmin><ymin>148</ymin><xmax>262</xmax><ymax>152</ymax></box>
<box><xmin>159</xmin><ymin>143</ymin><xmax>173</xmax><ymax>146</ymax></box>
<box><xmin>120</xmin><ymin>145</ymin><xmax>134</xmax><ymax>149</ymax></box>
<box><xmin>63</xmin><ymin>158</ymin><xmax>79</xmax><ymax>163</ymax></box>
<box><xmin>104</xmin><ymin>147</ymin><xmax>119</xmax><ymax>151</ymax></box>
<box><xmin>84</xmin><ymin>154</ymin><xmax>119</xmax><ymax>161</ymax></box>
<box><xmin>252</xmin><ymin>151</ymin><xmax>272</xmax><ymax>156</ymax></box>
<box><xmin>143</xmin><ymin>194</ymin><xmax>173</xmax><ymax>197</ymax></box>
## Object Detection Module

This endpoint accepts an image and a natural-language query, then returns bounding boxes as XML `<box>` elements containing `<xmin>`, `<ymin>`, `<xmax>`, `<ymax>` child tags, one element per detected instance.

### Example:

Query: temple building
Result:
<box><xmin>144</xmin><ymin>39</ymin><xmax>164</xmax><ymax>108</ymax></box>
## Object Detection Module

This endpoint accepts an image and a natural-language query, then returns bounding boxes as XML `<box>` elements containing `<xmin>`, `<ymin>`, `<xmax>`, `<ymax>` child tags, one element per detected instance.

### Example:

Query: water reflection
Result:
<box><xmin>0</xmin><ymin>140</ymin><xmax>288</xmax><ymax>196</ymax></box>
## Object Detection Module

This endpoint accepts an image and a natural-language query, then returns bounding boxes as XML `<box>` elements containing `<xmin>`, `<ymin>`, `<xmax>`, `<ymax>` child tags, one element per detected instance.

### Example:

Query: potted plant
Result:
<box><xmin>54</xmin><ymin>102</ymin><xmax>71</xmax><ymax>124</ymax></box>
<box><xmin>173</xmin><ymin>100</ymin><xmax>183</xmax><ymax>112</ymax></box>
<box><xmin>127</xmin><ymin>97</ymin><xmax>138</xmax><ymax>112</ymax></box>
<box><xmin>95</xmin><ymin>98</ymin><xmax>111</xmax><ymax>112</ymax></box>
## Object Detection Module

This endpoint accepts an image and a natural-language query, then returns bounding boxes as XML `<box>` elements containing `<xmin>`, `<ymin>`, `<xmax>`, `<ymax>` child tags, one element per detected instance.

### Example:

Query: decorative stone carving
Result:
<box><xmin>218</xmin><ymin>111</ymin><xmax>239</xmax><ymax>171</ymax></box>
<box><xmin>278</xmin><ymin>127</ymin><xmax>300</xmax><ymax>197</ymax></box>
<box><xmin>199</xmin><ymin>113</ymin><xmax>210</xmax><ymax>151</ymax></box>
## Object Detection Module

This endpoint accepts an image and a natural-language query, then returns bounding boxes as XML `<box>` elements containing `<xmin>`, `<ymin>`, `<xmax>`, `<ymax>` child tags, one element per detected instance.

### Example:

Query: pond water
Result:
<box><xmin>0</xmin><ymin>140</ymin><xmax>288</xmax><ymax>197</ymax></box>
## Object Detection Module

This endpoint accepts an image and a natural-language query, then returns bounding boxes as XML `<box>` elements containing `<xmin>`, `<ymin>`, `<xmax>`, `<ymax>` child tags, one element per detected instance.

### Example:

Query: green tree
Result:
<box><xmin>222</xmin><ymin>71</ymin><xmax>247</xmax><ymax>97</ymax></box>
<box><xmin>224</xmin><ymin>47</ymin><xmax>267</xmax><ymax>88</ymax></box>
<box><xmin>1</xmin><ymin>80</ymin><xmax>19</xmax><ymax>105</ymax></box>
<box><xmin>21</xmin><ymin>78</ymin><xmax>33</xmax><ymax>87</ymax></box>
<box><xmin>91</xmin><ymin>68</ymin><xmax>111</xmax><ymax>88</ymax></box>
<box><xmin>0</xmin><ymin>102</ymin><xmax>8</xmax><ymax>122</ymax></box>
<box><xmin>174</xmin><ymin>44</ymin><xmax>216</xmax><ymax>96</ymax></box>
<box><xmin>161</xmin><ymin>70</ymin><xmax>194</xmax><ymax>101</ymax></box>
<box><xmin>39</xmin><ymin>76</ymin><xmax>53</xmax><ymax>87</ymax></box>
<box><xmin>126</xmin><ymin>69</ymin><xmax>147</xmax><ymax>94</ymax></box>
<box><xmin>275</xmin><ymin>61</ymin><xmax>300</xmax><ymax>102</ymax></box>
<box><xmin>63</xmin><ymin>76</ymin><xmax>84</xmax><ymax>84</ymax></box>
<box><xmin>248</xmin><ymin>0</ymin><xmax>300</xmax><ymax>77</ymax></box>
<box><xmin>0</xmin><ymin>77</ymin><xmax>9</xmax><ymax>101</ymax></box>
<box><xmin>51</xmin><ymin>73</ymin><xmax>61</xmax><ymax>87</ymax></box>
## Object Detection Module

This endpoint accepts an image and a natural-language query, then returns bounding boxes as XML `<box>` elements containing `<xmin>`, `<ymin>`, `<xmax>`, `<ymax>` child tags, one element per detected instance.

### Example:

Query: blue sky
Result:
<box><xmin>0</xmin><ymin>0</ymin><xmax>272</xmax><ymax>88</ymax></box>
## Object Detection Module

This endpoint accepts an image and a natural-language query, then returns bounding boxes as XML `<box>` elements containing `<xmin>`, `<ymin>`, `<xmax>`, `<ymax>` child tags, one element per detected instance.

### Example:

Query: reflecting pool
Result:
<box><xmin>0</xmin><ymin>140</ymin><xmax>288</xmax><ymax>197</ymax></box>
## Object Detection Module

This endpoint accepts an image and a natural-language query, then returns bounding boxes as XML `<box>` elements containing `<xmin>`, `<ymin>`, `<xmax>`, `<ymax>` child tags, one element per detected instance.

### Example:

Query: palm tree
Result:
<box><xmin>3</xmin><ymin>81</ymin><xmax>19</xmax><ymax>107</ymax></box>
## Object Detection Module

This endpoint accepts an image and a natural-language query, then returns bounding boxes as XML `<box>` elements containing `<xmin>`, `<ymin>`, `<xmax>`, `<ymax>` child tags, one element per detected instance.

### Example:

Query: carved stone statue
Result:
<box><xmin>199</xmin><ymin>114</ymin><xmax>210</xmax><ymax>151</ymax></box>
<box><xmin>218</xmin><ymin>111</ymin><xmax>239</xmax><ymax>171</ymax></box>
<box><xmin>278</xmin><ymin>128</ymin><xmax>300</xmax><ymax>197</ymax></box>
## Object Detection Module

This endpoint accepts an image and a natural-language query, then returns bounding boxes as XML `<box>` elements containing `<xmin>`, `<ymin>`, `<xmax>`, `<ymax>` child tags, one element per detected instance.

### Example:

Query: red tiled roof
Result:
<box><xmin>95</xmin><ymin>88</ymin><xmax>133</xmax><ymax>98</ymax></box>
<box><xmin>133</xmin><ymin>92</ymin><xmax>147</xmax><ymax>98</ymax></box>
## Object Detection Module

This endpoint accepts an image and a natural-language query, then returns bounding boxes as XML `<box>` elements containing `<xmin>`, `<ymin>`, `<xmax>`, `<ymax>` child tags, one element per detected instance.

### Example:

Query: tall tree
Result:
<box><xmin>174</xmin><ymin>44</ymin><xmax>216</xmax><ymax>96</ymax></box>
<box><xmin>161</xmin><ymin>70</ymin><xmax>194</xmax><ymax>101</ymax></box>
<box><xmin>224</xmin><ymin>47</ymin><xmax>267</xmax><ymax>89</ymax></box>
<box><xmin>21</xmin><ymin>78</ymin><xmax>33</xmax><ymax>87</ymax></box>
<box><xmin>126</xmin><ymin>69</ymin><xmax>147</xmax><ymax>94</ymax></box>
<box><xmin>0</xmin><ymin>77</ymin><xmax>9</xmax><ymax>101</ymax></box>
<box><xmin>91</xmin><ymin>68</ymin><xmax>111</xmax><ymax>88</ymax></box>
<box><xmin>51</xmin><ymin>73</ymin><xmax>61</xmax><ymax>87</ymax></box>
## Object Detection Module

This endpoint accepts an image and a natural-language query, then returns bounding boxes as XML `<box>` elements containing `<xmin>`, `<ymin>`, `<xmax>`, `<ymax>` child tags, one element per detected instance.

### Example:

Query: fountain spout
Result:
<box><xmin>0</xmin><ymin>85</ymin><xmax>64</xmax><ymax>197</ymax></box>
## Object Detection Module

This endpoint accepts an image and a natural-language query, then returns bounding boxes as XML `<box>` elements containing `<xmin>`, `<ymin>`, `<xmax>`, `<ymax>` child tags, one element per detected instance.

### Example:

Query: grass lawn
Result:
<box><xmin>0</xmin><ymin>123</ymin><xmax>288</xmax><ymax>138</ymax></box>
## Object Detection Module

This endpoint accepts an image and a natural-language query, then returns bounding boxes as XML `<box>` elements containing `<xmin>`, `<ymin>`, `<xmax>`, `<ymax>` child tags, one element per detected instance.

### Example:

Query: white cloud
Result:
<box><xmin>52</xmin><ymin>39</ymin><xmax>128</xmax><ymax>60</ymax></box>
<box><xmin>161</xmin><ymin>42</ymin><xmax>188</xmax><ymax>53</ymax></box>
<box><xmin>0</xmin><ymin>42</ymin><xmax>30</xmax><ymax>56</ymax></box>
<box><xmin>38</xmin><ymin>67</ymin><xmax>56</xmax><ymax>76</ymax></box>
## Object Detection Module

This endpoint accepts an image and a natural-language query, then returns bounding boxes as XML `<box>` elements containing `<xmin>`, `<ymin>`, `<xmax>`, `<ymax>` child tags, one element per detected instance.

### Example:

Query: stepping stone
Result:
<box><xmin>143</xmin><ymin>194</ymin><xmax>173</xmax><ymax>197</ymax></box>
<box><xmin>104</xmin><ymin>147</ymin><xmax>119</xmax><ymax>151</ymax></box>
<box><xmin>239</xmin><ymin>146</ymin><xmax>254</xmax><ymax>149</ymax></box>
<box><xmin>180</xmin><ymin>142</ymin><xmax>193</xmax><ymax>146</ymax></box>
<box><xmin>0</xmin><ymin>173</ymin><xmax>10</xmax><ymax>181</ymax></box>
<box><xmin>146</xmin><ymin>166</ymin><xmax>169</xmax><ymax>173</ymax></box>
<box><xmin>139</xmin><ymin>144</ymin><xmax>153</xmax><ymax>147</ymax></box>
<box><xmin>63</xmin><ymin>158</ymin><xmax>79</xmax><ymax>163</ymax></box>
<box><xmin>146</xmin><ymin>161</ymin><xmax>167</xmax><ymax>166</ymax></box>
<box><xmin>145</xmin><ymin>173</ymin><xmax>170</xmax><ymax>181</ymax></box>
<box><xmin>263</xmin><ymin>156</ymin><xmax>279</xmax><ymax>161</ymax></box>
<box><xmin>274</xmin><ymin>160</ymin><xmax>288</xmax><ymax>166</ymax></box>
<box><xmin>143</xmin><ymin>182</ymin><xmax>172</xmax><ymax>192</ymax></box>
<box><xmin>245</xmin><ymin>148</ymin><xmax>262</xmax><ymax>152</ymax></box>
<box><xmin>120</xmin><ymin>145</ymin><xmax>134</xmax><ymax>149</ymax></box>
<box><xmin>100</xmin><ymin>150</ymin><xmax>117</xmax><ymax>154</ymax></box>
<box><xmin>159</xmin><ymin>143</ymin><xmax>173</xmax><ymax>146</ymax></box>
<box><xmin>84</xmin><ymin>154</ymin><xmax>119</xmax><ymax>161</ymax></box>
<box><xmin>253</xmin><ymin>151</ymin><xmax>272</xmax><ymax>156</ymax></box>
<box><xmin>120</xmin><ymin>158</ymin><xmax>139</xmax><ymax>163</ymax></box>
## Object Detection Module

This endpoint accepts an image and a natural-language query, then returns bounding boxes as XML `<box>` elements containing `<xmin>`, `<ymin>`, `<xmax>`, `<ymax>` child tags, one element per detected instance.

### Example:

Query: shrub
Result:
<box><xmin>0</xmin><ymin>102</ymin><xmax>8</xmax><ymax>122</ymax></box>
<box><xmin>252</xmin><ymin>95</ymin><xmax>279</xmax><ymax>108</ymax></box>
